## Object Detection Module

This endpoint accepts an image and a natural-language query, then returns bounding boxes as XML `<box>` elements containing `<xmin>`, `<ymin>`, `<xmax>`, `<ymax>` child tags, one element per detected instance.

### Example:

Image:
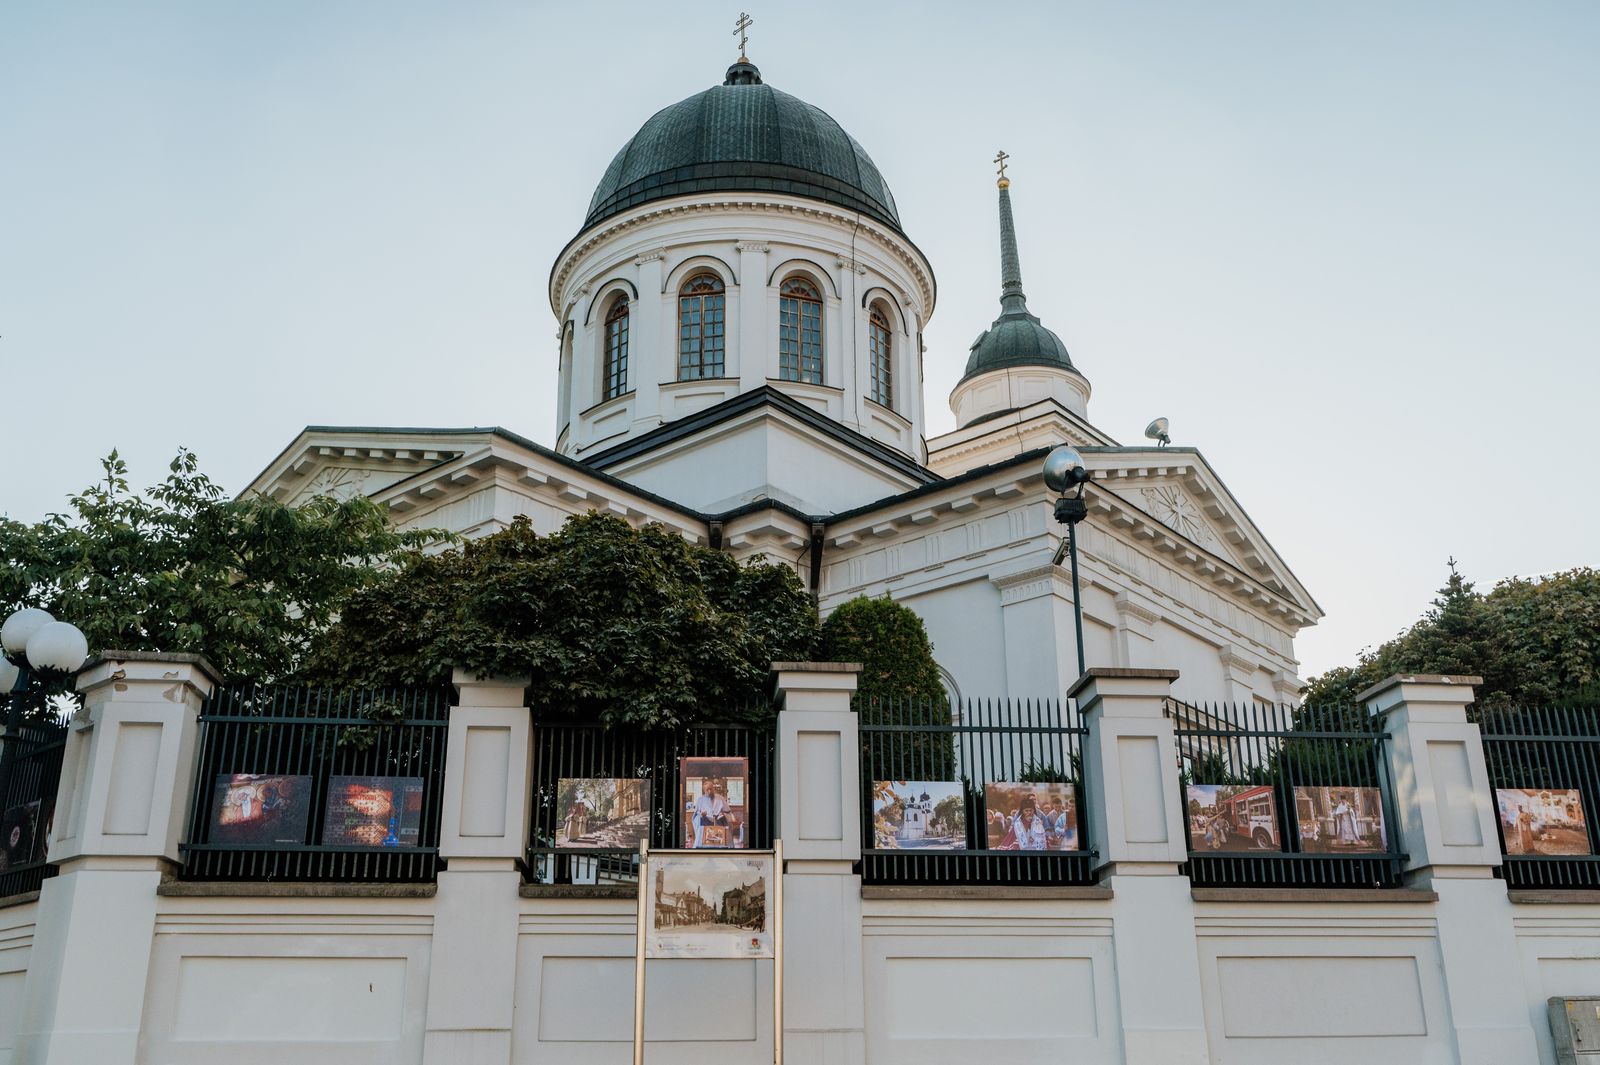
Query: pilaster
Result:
<box><xmin>736</xmin><ymin>241</ymin><xmax>769</xmax><ymax>392</ymax></box>
<box><xmin>421</xmin><ymin>670</ymin><xmax>533</xmax><ymax>1065</ymax></box>
<box><xmin>1362</xmin><ymin>673</ymin><xmax>1540</xmax><ymax>1064</ymax></box>
<box><xmin>1070</xmin><ymin>666</ymin><xmax>1210</xmax><ymax>1064</ymax></box>
<box><xmin>992</xmin><ymin>564</ymin><xmax>1078</xmax><ymax>698</ymax></box>
<box><xmin>772</xmin><ymin>661</ymin><xmax>865</xmax><ymax>1065</ymax></box>
<box><xmin>16</xmin><ymin>651</ymin><xmax>218</xmax><ymax>1065</ymax></box>
<box><xmin>632</xmin><ymin>249</ymin><xmax>665</xmax><ymax>430</ymax></box>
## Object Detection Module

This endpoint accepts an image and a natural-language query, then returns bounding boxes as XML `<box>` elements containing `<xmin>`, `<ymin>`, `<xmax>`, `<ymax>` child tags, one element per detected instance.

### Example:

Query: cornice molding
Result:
<box><xmin>551</xmin><ymin>196</ymin><xmax>935</xmax><ymax>316</ymax></box>
<box><xmin>991</xmin><ymin>564</ymin><xmax>1071</xmax><ymax>606</ymax></box>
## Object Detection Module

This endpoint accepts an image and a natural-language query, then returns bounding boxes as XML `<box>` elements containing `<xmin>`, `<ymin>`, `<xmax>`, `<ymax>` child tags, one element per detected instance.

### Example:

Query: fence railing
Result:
<box><xmin>1171</xmin><ymin>700</ymin><xmax>1405</xmax><ymax>888</ymax></box>
<box><xmin>1474</xmin><ymin>704</ymin><xmax>1600</xmax><ymax>890</ymax></box>
<box><xmin>180</xmin><ymin>683</ymin><xmax>451</xmax><ymax>882</ymax></box>
<box><xmin>0</xmin><ymin>709</ymin><xmax>70</xmax><ymax>899</ymax></box>
<box><xmin>527</xmin><ymin>714</ymin><xmax>776</xmax><ymax>885</ymax></box>
<box><xmin>858</xmin><ymin>696</ymin><xmax>1094</xmax><ymax>886</ymax></box>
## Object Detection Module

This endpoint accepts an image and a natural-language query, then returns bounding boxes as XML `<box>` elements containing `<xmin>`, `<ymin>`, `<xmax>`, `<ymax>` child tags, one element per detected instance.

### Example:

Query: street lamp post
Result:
<box><xmin>0</xmin><ymin>608</ymin><xmax>89</xmax><ymax>802</ymax></box>
<box><xmin>1044</xmin><ymin>446</ymin><xmax>1092</xmax><ymax>678</ymax></box>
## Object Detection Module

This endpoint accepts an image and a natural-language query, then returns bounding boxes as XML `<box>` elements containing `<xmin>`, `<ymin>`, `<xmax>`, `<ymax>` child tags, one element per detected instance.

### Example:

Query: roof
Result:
<box><xmin>581</xmin><ymin>59</ymin><xmax>901</xmax><ymax>236</ymax></box>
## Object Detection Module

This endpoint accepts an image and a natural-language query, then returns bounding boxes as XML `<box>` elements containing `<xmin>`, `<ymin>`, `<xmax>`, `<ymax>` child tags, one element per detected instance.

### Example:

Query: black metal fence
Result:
<box><xmin>1172</xmin><ymin>700</ymin><xmax>1405</xmax><ymax>888</ymax></box>
<box><xmin>180</xmin><ymin>683</ymin><xmax>451</xmax><ymax>882</ymax></box>
<box><xmin>859</xmin><ymin>696</ymin><xmax>1094</xmax><ymax>886</ymax></box>
<box><xmin>527</xmin><ymin>715</ymin><xmax>775</xmax><ymax>884</ymax></box>
<box><xmin>0</xmin><ymin>712</ymin><xmax>70</xmax><ymax>898</ymax></box>
<box><xmin>1474</xmin><ymin>704</ymin><xmax>1600</xmax><ymax>889</ymax></box>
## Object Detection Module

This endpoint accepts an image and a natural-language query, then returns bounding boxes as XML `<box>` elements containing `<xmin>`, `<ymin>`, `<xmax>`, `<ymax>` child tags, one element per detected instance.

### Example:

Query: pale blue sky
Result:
<box><xmin>2</xmin><ymin>2</ymin><xmax>1596</xmax><ymax>679</ymax></box>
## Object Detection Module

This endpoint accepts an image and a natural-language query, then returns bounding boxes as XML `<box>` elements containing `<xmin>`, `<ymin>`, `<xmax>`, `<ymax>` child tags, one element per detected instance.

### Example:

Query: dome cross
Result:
<box><xmin>993</xmin><ymin>149</ymin><xmax>1010</xmax><ymax>186</ymax></box>
<box><xmin>733</xmin><ymin>12</ymin><xmax>753</xmax><ymax>59</ymax></box>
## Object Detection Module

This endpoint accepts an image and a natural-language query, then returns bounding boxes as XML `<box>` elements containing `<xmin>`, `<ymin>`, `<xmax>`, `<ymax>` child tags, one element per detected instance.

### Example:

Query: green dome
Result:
<box><xmin>960</xmin><ymin>182</ymin><xmax>1081</xmax><ymax>385</ymax></box>
<box><xmin>963</xmin><ymin>311</ymin><xmax>1073</xmax><ymax>379</ymax></box>
<box><xmin>583</xmin><ymin>60</ymin><xmax>901</xmax><ymax>234</ymax></box>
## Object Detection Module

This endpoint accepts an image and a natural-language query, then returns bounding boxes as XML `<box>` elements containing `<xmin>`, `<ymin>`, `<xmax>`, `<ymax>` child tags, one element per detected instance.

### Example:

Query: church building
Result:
<box><xmin>246</xmin><ymin>51</ymin><xmax>1322</xmax><ymax>705</ymax></box>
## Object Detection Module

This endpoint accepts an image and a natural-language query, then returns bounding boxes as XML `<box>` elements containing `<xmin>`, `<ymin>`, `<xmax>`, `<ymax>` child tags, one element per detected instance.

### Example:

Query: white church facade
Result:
<box><xmin>246</xmin><ymin>53</ymin><xmax>1322</xmax><ymax>710</ymax></box>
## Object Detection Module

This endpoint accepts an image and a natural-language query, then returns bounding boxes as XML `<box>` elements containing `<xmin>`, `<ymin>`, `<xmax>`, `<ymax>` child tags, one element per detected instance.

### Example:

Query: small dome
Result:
<box><xmin>582</xmin><ymin>60</ymin><xmax>901</xmax><ymax>235</ymax></box>
<box><xmin>963</xmin><ymin>309</ymin><xmax>1074</xmax><ymax>380</ymax></box>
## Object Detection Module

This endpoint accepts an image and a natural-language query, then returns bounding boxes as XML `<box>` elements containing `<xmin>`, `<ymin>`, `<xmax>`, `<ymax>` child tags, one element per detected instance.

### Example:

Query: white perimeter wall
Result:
<box><xmin>0</xmin><ymin>888</ymin><xmax>1589</xmax><ymax>1065</ymax></box>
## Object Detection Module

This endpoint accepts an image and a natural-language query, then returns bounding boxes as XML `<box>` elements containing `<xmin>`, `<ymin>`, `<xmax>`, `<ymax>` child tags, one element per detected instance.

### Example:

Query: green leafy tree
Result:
<box><xmin>818</xmin><ymin>595</ymin><xmax>945</xmax><ymax>704</ymax></box>
<box><xmin>306</xmin><ymin>513</ymin><xmax>818</xmax><ymax>727</ymax></box>
<box><xmin>819</xmin><ymin>595</ymin><xmax>952</xmax><ymax>778</ymax></box>
<box><xmin>1304</xmin><ymin>561</ymin><xmax>1600</xmax><ymax>709</ymax></box>
<box><xmin>0</xmin><ymin>449</ymin><xmax>442</xmax><ymax>691</ymax></box>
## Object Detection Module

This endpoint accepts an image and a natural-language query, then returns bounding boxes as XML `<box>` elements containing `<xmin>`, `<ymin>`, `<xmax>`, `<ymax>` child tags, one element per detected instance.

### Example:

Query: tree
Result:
<box><xmin>819</xmin><ymin>595</ymin><xmax>952</xmax><ymax>778</ymax></box>
<box><xmin>817</xmin><ymin>595</ymin><xmax>946</xmax><ymax>704</ymax></box>
<box><xmin>0</xmin><ymin>449</ymin><xmax>441</xmax><ymax>691</ymax></box>
<box><xmin>1303</xmin><ymin>561</ymin><xmax>1600</xmax><ymax>709</ymax></box>
<box><xmin>305</xmin><ymin>513</ymin><xmax>818</xmax><ymax>727</ymax></box>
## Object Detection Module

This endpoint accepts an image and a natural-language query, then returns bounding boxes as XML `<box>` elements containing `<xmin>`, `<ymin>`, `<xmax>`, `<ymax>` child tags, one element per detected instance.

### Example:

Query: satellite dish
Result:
<box><xmin>1042</xmin><ymin>445</ymin><xmax>1089</xmax><ymax>495</ymax></box>
<box><xmin>1144</xmin><ymin>417</ymin><xmax>1171</xmax><ymax>448</ymax></box>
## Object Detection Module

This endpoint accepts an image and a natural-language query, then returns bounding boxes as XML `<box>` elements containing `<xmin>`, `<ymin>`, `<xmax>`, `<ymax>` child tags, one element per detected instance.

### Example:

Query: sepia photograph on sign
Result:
<box><xmin>1497</xmin><ymin>788</ymin><xmax>1590</xmax><ymax>856</ymax></box>
<box><xmin>554</xmin><ymin>777</ymin><xmax>651</xmax><ymax>849</ymax></box>
<box><xmin>646</xmin><ymin>852</ymin><xmax>773</xmax><ymax>959</ymax></box>
<box><xmin>1187</xmin><ymin>784</ymin><xmax>1281</xmax><ymax>852</ymax></box>
<box><xmin>984</xmin><ymin>782</ymin><xmax>1078</xmax><ymax>851</ymax></box>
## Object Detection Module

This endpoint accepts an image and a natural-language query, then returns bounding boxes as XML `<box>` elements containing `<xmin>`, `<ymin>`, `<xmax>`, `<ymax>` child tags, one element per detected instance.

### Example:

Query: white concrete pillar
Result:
<box><xmin>1362</xmin><ymin>673</ymin><xmax>1541</xmax><ymax>1064</ymax></box>
<box><xmin>421</xmin><ymin>670</ymin><xmax>532</xmax><ymax>1065</ymax></box>
<box><xmin>1072</xmin><ymin>666</ymin><xmax>1210</xmax><ymax>1064</ymax></box>
<box><xmin>632</xmin><ymin>249</ymin><xmax>666</xmax><ymax>430</ymax></box>
<box><xmin>15</xmin><ymin>651</ymin><xmax>218</xmax><ymax>1065</ymax></box>
<box><xmin>737</xmin><ymin>241</ymin><xmax>770</xmax><ymax>392</ymax></box>
<box><xmin>772</xmin><ymin>661</ymin><xmax>865</xmax><ymax>1065</ymax></box>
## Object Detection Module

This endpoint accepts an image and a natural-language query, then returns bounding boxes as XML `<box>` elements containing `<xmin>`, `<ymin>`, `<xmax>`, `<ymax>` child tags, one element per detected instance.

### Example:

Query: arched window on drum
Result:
<box><xmin>868</xmin><ymin>303</ymin><xmax>894</xmax><ymax>408</ymax></box>
<box><xmin>778</xmin><ymin>276</ymin><xmax>823</xmax><ymax>384</ymax></box>
<box><xmin>602</xmin><ymin>295</ymin><xmax>629</xmax><ymax>400</ymax></box>
<box><xmin>678</xmin><ymin>273</ymin><xmax>726</xmax><ymax>380</ymax></box>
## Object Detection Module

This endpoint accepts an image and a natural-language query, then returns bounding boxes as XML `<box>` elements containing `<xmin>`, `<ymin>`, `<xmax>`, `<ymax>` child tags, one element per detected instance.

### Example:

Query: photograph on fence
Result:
<box><xmin>872</xmin><ymin>780</ymin><xmax>966</xmax><ymax>850</ymax></box>
<box><xmin>1294</xmin><ymin>786</ymin><xmax>1387</xmax><ymax>853</ymax></box>
<box><xmin>210</xmin><ymin>774</ymin><xmax>313</xmax><ymax>845</ymax></box>
<box><xmin>984</xmin><ymin>782</ymin><xmax>1077</xmax><ymax>851</ymax></box>
<box><xmin>1497</xmin><ymin>788</ymin><xmax>1590</xmax><ymax>856</ymax></box>
<box><xmin>0</xmin><ymin>802</ymin><xmax>40</xmax><ymax>870</ymax></box>
<box><xmin>646</xmin><ymin>852</ymin><xmax>773</xmax><ymax>959</ymax></box>
<box><xmin>555</xmin><ymin>777</ymin><xmax>652</xmax><ymax>849</ymax></box>
<box><xmin>1187</xmin><ymin>784</ymin><xmax>1281</xmax><ymax>852</ymax></box>
<box><xmin>679</xmin><ymin>756</ymin><xmax>748</xmax><ymax>849</ymax></box>
<box><xmin>322</xmin><ymin>775</ymin><xmax>424</xmax><ymax>848</ymax></box>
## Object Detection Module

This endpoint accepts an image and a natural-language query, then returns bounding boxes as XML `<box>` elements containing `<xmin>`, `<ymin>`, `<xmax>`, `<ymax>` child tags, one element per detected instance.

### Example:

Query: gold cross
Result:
<box><xmin>994</xmin><ymin>150</ymin><xmax>1010</xmax><ymax>180</ymax></box>
<box><xmin>733</xmin><ymin>13</ymin><xmax>753</xmax><ymax>58</ymax></box>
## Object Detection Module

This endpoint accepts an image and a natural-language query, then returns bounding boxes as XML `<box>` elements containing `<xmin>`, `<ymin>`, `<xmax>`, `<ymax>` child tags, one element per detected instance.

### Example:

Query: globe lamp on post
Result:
<box><xmin>0</xmin><ymin>608</ymin><xmax>89</xmax><ymax>801</ymax></box>
<box><xmin>1043</xmin><ymin>446</ymin><xmax>1091</xmax><ymax>678</ymax></box>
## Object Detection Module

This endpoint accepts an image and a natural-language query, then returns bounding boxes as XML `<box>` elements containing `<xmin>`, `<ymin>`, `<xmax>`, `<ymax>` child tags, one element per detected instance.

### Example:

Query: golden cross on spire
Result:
<box><xmin>733</xmin><ymin>12</ymin><xmax>754</xmax><ymax>59</ymax></box>
<box><xmin>994</xmin><ymin>149</ymin><xmax>1010</xmax><ymax>188</ymax></box>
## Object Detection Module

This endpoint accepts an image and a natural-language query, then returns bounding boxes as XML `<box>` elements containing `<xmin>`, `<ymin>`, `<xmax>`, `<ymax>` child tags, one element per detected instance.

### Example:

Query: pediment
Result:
<box><xmin>1081</xmin><ymin>447</ymin><xmax>1321</xmax><ymax>621</ymax></box>
<box><xmin>244</xmin><ymin>428</ymin><xmax>486</xmax><ymax>506</ymax></box>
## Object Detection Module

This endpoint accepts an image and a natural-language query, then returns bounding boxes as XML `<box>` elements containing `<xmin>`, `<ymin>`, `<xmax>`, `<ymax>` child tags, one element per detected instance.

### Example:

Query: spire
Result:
<box><xmin>994</xmin><ymin>149</ymin><xmax>1027</xmax><ymax>313</ymax></box>
<box><xmin>955</xmin><ymin>150</ymin><xmax>1081</xmax><ymax>388</ymax></box>
<box><xmin>997</xmin><ymin>181</ymin><xmax>1028</xmax><ymax>313</ymax></box>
